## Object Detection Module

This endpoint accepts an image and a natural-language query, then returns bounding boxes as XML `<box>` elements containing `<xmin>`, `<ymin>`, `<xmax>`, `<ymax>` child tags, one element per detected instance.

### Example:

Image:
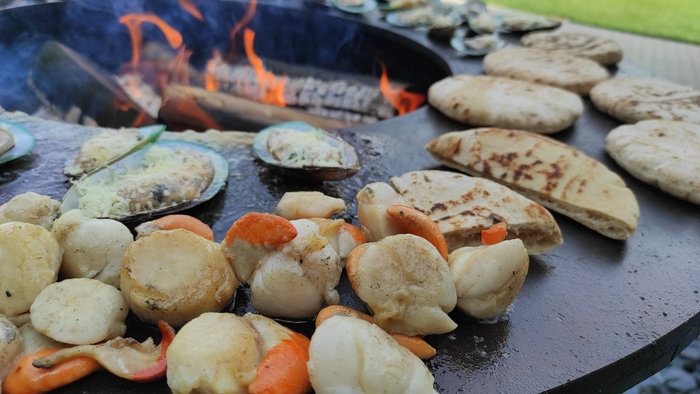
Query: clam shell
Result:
<box><xmin>61</xmin><ymin>140</ymin><xmax>229</xmax><ymax>222</ymax></box>
<box><xmin>253</xmin><ymin>121</ymin><xmax>360</xmax><ymax>182</ymax></box>
<box><xmin>0</xmin><ymin>119</ymin><xmax>36</xmax><ymax>165</ymax></box>
<box><xmin>450</xmin><ymin>30</ymin><xmax>507</xmax><ymax>57</ymax></box>
<box><xmin>330</xmin><ymin>0</ymin><xmax>378</xmax><ymax>14</ymax></box>
<box><xmin>64</xmin><ymin>124</ymin><xmax>166</xmax><ymax>178</ymax></box>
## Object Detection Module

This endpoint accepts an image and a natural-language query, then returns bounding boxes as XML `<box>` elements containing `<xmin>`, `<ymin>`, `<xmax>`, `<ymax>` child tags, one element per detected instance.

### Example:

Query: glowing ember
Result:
<box><xmin>378</xmin><ymin>61</ymin><xmax>425</xmax><ymax>115</ymax></box>
<box><xmin>227</xmin><ymin>0</ymin><xmax>258</xmax><ymax>62</ymax></box>
<box><xmin>119</xmin><ymin>14</ymin><xmax>183</xmax><ymax>65</ymax></box>
<box><xmin>178</xmin><ymin>0</ymin><xmax>204</xmax><ymax>21</ymax></box>
<box><xmin>243</xmin><ymin>28</ymin><xmax>286</xmax><ymax>107</ymax></box>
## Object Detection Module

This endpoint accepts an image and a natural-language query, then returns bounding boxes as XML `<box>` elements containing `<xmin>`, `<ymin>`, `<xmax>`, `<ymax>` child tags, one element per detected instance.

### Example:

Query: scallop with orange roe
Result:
<box><xmin>135</xmin><ymin>214</ymin><xmax>214</xmax><ymax>241</ymax></box>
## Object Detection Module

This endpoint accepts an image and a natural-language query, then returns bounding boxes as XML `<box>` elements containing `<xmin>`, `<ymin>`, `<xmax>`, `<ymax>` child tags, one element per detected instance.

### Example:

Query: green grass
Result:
<box><xmin>486</xmin><ymin>0</ymin><xmax>700</xmax><ymax>44</ymax></box>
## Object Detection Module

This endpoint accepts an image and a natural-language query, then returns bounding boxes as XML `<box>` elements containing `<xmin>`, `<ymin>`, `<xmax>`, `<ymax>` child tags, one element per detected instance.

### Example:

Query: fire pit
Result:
<box><xmin>1</xmin><ymin>1</ymin><xmax>700</xmax><ymax>393</ymax></box>
<box><xmin>0</xmin><ymin>0</ymin><xmax>449</xmax><ymax>131</ymax></box>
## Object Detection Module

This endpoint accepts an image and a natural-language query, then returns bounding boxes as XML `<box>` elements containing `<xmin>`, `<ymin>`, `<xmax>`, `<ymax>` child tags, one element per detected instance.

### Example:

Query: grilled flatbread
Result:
<box><xmin>389</xmin><ymin>170</ymin><xmax>563</xmax><ymax>255</ymax></box>
<box><xmin>590</xmin><ymin>78</ymin><xmax>700</xmax><ymax>125</ymax></box>
<box><xmin>428</xmin><ymin>75</ymin><xmax>583</xmax><ymax>134</ymax></box>
<box><xmin>521</xmin><ymin>32</ymin><xmax>623</xmax><ymax>65</ymax></box>
<box><xmin>605</xmin><ymin>120</ymin><xmax>700</xmax><ymax>205</ymax></box>
<box><xmin>425</xmin><ymin>128</ymin><xmax>640</xmax><ymax>240</ymax></box>
<box><xmin>0</xmin><ymin>127</ymin><xmax>15</xmax><ymax>156</ymax></box>
<box><xmin>483</xmin><ymin>47</ymin><xmax>610</xmax><ymax>95</ymax></box>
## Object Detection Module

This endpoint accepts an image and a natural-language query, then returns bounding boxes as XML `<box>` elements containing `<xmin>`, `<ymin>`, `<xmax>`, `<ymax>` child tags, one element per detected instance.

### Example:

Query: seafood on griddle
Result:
<box><xmin>254</xmin><ymin>121</ymin><xmax>360</xmax><ymax>181</ymax></box>
<box><xmin>64</xmin><ymin>125</ymin><xmax>164</xmax><ymax>178</ymax></box>
<box><xmin>62</xmin><ymin>140</ymin><xmax>229</xmax><ymax>222</ymax></box>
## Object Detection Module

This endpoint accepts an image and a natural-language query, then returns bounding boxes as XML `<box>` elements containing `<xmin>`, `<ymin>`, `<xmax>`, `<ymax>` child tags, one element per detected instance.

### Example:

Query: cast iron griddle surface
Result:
<box><xmin>1</xmin><ymin>1</ymin><xmax>700</xmax><ymax>393</ymax></box>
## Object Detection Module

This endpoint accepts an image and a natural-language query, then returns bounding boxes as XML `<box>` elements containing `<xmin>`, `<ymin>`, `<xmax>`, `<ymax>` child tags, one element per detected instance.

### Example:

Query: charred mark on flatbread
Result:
<box><xmin>430</xmin><ymin>202</ymin><xmax>449</xmax><ymax>213</ymax></box>
<box><xmin>488</xmin><ymin>213</ymin><xmax>505</xmax><ymax>224</ymax></box>
<box><xmin>481</xmin><ymin>161</ymin><xmax>492</xmax><ymax>177</ymax></box>
<box><xmin>489</xmin><ymin>152</ymin><xmax>518</xmax><ymax>166</ymax></box>
<box><xmin>449</xmin><ymin>139</ymin><xmax>462</xmax><ymax>155</ymax></box>
<box><xmin>513</xmin><ymin>164</ymin><xmax>534</xmax><ymax>182</ymax></box>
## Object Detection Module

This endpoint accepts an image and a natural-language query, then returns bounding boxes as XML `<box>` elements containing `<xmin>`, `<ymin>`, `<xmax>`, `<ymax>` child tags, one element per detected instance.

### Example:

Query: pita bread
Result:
<box><xmin>590</xmin><ymin>78</ymin><xmax>700</xmax><ymax>125</ymax></box>
<box><xmin>389</xmin><ymin>170</ymin><xmax>563</xmax><ymax>255</ymax></box>
<box><xmin>425</xmin><ymin>128</ymin><xmax>640</xmax><ymax>240</ymax></box>
<box><xmin>605</xmin><ymin>120</ymin><xmax>700</xmax><ymax>205</ymax></box>
<box><xmin>428</xmin><ymin>75</ymin><xmax>583</xmax><ymax>134</ymax></box>
<box><xmin>0</xmin><ymin>127</ymin><xmax>14</xmax><ymax>156</ymax></box>
<box><xmin>483</xmin><ymin>47</ymin><xmax>610</xmax><ymax>95</ymax></box>
<box><xmin>521</xmin><ymin>32</ymin><xmax>623</xmax><ymax>65</ymax></box>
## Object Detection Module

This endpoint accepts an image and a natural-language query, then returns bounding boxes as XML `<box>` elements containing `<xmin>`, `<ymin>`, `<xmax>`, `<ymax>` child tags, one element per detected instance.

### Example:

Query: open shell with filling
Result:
<box><xmin>0</xmin><ymin>119</ymin><xmax>36</xmax><ymax>165</ymax></box>
<box><xmin>253</xmin><ymin>121</ymin><xmax>360</xmax><ymax>181</ymax></box>
<box><xmin>64</xmin><ymin>125</ymin><xmax>165</xmax><ymax>178</ymax></box>
<box><xmin>61</xmin><ymin>140</ymin><xmax>229</xmax><ymax>222</ymax></box>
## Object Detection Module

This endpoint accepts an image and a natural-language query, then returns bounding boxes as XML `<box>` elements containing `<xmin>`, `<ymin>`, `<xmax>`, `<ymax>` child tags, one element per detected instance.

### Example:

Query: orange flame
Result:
<box><xmin>378</xmin><ymin>61</ymin><xmax>425</xmax><ymax>115</ymax></box>
<box><xmin>178</xmin><ymin>0</ymin><xmax>204</xmax><ymax>21</ymax></box>
<box><xmin>205</xmin><ymin>49</ymin><xmax>222</xmax><ymax>92</ymax></box>
<box><xmin>119</xmin><ymin>14</ymin><xmax>183</xmax><ymax>65</ymax></box>
<box><xmin>171</xmin><ymin>46</ymin><xmax>193</xmax><ymax>86</ymax></box>
<box><xmin>227</xmin><ymin>0</ymin><xmax>258</xmax><ymax>62</ymax></box>
<box><xmin>244</xmin><ymin>28</ymin><xmax>286</xmax><ymax>107</ymax></box>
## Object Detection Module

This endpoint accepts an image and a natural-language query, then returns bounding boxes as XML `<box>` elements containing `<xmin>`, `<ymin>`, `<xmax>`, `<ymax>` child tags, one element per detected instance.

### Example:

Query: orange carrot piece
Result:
<box><xmin>224</xmin><ymin>212</ymin><xmax>297</xmax><ymax>248</ymax></box>
<box><xmin>385</xmin><ymin>205</ymin><xmax>449</xmax><ymax>260</ymax></box>
<box><xmin>152</xmin><ymin>214</ymin><xmax>215</xmax><ymax>241</ymax></box>
<box><xmin>481</xmin><ymin>222</ymin><xmax>508</xmax><ymax>245</ymax></box>
<box><xmin>2</xmin><ymin>348</ymin><xmax>100</xmax><ymax>394</ymax></box>
<box><xmin>248</xmin><ymin>332</ymin><xmax>311</xmax><ymax>394</ymax></box>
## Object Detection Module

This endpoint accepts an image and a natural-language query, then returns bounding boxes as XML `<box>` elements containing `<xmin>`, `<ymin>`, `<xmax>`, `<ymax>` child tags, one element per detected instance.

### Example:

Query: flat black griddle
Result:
<box><xmin>1</xmin><ymin>1</ymin><xmax>699</xmax><ymax>393</ymax></box>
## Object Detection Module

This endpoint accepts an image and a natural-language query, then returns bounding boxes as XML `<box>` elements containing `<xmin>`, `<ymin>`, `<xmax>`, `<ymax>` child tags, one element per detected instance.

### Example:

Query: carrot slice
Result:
<box><xmin>386</xmin><ymin>205</ymin><xmax>449</xmax><ymax>260</ymax></box>
<box><xmin>2</xmin><ymin>348</ymin><xmax>100</xmax><ymax>394</ymax></box>
<box><xmin>223</xmin><ymin>212</ymin><xmax>297</xmax><ymax>248</ymax></box>
<box><xmin>481</xmin><ymin>222</ymin><xmax>508</xmax><ymax>245</ymax></box>
<box><xmin>248</xmin><ymin>332</ymin><xmax>311</xmax><ymax>394</ymax></box>
<box><xmin>150</xmin><ymin>214</ymin><xmax>214</xmax><ymax>241</ymax></box>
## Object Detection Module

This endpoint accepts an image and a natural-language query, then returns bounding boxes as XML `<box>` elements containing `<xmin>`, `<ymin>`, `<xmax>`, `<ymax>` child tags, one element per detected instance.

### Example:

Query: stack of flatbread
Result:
<box><xmin>590</xmin><ymin>78</ymin><xmax>700</xmax><ymax>125</ymax></box>
<box><xmin>521</xmin><ymin>32</ymin><xmax>623</xmax><ymax>65</ymax></box>
<box><xmin>389</xmin><ymin>170</ymin><xmax>563</xmax><ymax>254</ymax></box>
<box><xmin>605</xmin><ymin>120</ymin><xmax>700</xmax><ymax>205</ymax></box>
<box><xmin>425</xmin><ymin>128</ymin><xmax>640</xmax><ymax>240</ymax></box>
<box><xmin>483</xmin><ymin>47</ymin><xmax>610</xmax><ymax>95</ymax></box>
<box><xmin>427</xmin><ymin>75</ymin><xmax>583</xmax><ymax>134</ymax></box>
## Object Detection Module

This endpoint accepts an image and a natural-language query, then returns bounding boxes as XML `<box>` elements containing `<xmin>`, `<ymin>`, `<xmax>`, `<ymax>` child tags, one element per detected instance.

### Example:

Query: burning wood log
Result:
<box><xmin>208</xmin><ymin>63</ymin><xmax>396</xmax><ymax>124</ymax></box>
<box><xmin>163</xmin><ymin>84</ymin><xmax>351</xmax><ymax>131</ymax></box>
<box><xmin>31</xmin><ymin>41</ymin><xmax>155</xmax><ymax>128</ymax></box>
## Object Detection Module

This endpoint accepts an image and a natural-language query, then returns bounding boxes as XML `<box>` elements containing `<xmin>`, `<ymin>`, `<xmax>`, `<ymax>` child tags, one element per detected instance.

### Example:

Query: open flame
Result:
<box><xmin>204</xmin><ymin>49</ymin><xmax>222</xmax><ymax>92</ymax></box>
<box><xmin>227</xmin><ymin>0</ymin><xmax>257</xmax><ymax>62</ymax></box>
<box><xmin>243</xmin><ymin>28</ymin><xmax>286</xmax><ymax>107</ymax></box>
<box><xmin>178</xmin><ymin>0</ymin><xmax>204</xmax><ymax>21</ymax></box>
<box><xmin>378</xmin><ymin>60</ymin><xmax>425</xmax><ymax>116</ymax></box>
<box><xmin>119</xmin><ymin>14</ymin><xmax>183</xmax><ymax>66</ymax></box>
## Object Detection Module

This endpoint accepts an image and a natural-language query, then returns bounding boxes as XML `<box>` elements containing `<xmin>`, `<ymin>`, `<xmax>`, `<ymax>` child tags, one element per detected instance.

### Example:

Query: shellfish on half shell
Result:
<box><xmin>61</xmin><ymin>140</ymin><xmax>229</xmax><ymax>222</ymax></box>
<box><xmin>0</xmin><ymin>119</ymin><xmax>36</xmax><ymax>165</ymax></box>
<box><xmin>253</xmin><ymin>121</ymin><xmax>360</xmax><ymax>182</ymax></box>
<box><xmin>64</xmin><ymin>125</ymin><xmax>165</xmax><ymax>178</ymax></box>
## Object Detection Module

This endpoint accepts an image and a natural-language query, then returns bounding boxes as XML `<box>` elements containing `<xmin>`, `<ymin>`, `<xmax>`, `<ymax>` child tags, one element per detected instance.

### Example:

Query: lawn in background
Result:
<box><xmin>486</xmin><ymin>0</ymin><xmax>700</xmax><ymax>44</ymax></box>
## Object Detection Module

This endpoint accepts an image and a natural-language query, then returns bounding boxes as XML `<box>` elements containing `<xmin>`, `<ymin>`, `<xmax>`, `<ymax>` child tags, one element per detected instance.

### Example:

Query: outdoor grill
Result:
<box><xmin>1</xmin><ymin>1</ymin><xmax>699</xmax><ymax>393</ymax></box>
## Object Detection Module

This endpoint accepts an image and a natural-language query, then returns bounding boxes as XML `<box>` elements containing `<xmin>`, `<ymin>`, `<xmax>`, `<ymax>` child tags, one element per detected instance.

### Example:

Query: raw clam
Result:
<box><xmin>61</xmin><ymin>140</ymin><xmax>229</xmax><ymax>222</ymax></box>
<box><xmin>253</xmin><ymin>121</ymin><xmax>360</xmax><ymax>181</ymax></box>
<box><xmin>0</xmin><ymin>119</ymin><xmax>36</xmax><ymax>165</ymax></box>
<box><xmin>64</xmin><ymin>124</ymin><xmax>165</xmax><ymax>178</ymax></box>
